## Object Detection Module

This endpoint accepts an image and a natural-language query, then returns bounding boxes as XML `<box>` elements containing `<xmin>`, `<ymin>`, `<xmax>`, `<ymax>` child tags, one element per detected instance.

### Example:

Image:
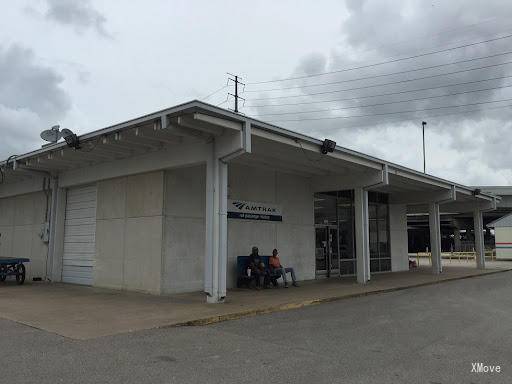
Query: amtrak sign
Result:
<box><xmin>227</xmin><ymin>199</ymin><xmax>283</xmax><ymax>222</ymax></box>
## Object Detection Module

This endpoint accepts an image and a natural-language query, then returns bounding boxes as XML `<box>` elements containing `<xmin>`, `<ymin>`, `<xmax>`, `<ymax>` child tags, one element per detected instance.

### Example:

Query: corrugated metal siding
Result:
<box><xmin>62</xmin><ymin>185</ymin><xmax>97</xmax><ymax>285</ymax></box>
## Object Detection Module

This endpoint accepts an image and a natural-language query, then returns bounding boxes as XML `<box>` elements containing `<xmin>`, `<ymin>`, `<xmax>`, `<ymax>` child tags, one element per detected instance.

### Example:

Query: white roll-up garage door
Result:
<box><xmin>62</xmin><ymin>185</ymin><xmax>97</xmax><ymax>285</ymax></box>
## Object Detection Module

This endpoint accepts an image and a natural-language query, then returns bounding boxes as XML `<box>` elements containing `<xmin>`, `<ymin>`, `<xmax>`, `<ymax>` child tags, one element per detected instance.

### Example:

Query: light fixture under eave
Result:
<box><xmin>320</xmin><ymin>139</ymin><xmax>336</xmax><ymax>154</ymax></box>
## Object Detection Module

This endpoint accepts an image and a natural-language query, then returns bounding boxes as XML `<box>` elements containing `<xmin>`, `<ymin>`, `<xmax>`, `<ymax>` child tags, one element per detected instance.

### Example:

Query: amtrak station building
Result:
<box><xmin>0</xmin><ymin>101</ymin><xmax>499</xmax><ymax>303</ymax></box>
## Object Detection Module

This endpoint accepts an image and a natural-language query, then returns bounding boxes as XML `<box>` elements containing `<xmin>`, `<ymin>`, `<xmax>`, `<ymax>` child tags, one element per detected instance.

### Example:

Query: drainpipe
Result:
<box><xmin>46</xmin><ymin>176</ymin><xmax>59</xmax><ymax>281</ymax></box>
<box><xmin>205</xmin><ymin>121</ymin><xmax>251</xmax><ymax>303</ymax></box>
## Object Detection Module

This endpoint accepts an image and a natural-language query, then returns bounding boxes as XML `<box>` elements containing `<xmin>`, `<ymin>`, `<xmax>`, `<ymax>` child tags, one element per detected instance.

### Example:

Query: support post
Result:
<box><xmin>204</xmin><ymin>148</ymin><xmax>228</xmax><ymax>303</ymax></box>
<box><xmin>473</xmin><ymin>209</ymin><xmax>485</xmax><ymax>269</ymax></box>
<box><xmin>204</xmin><ymin>121</ymin><xmax>251</xmax><ymax>303</ymax></box>
<box><xmin>453</xmin><ymin>227</ymin><xmax>461</xmax><ymax>252</ymax></box>
<box><xmin>354</xmin><ymin>187</ymin><xmax>370</xmax><ymax>283</ymax></box>
<box><xmin>429</xmin><ymin>202</ymin><xmax>442</xmax><ymax>274</ymax></box>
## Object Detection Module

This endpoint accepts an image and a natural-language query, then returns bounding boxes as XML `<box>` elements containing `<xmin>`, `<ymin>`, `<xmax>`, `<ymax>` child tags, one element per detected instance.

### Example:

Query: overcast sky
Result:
<box><xmin>1</xmin><ymin>0</ymin><xmax>511</xmax><ymax>186</ymax></box>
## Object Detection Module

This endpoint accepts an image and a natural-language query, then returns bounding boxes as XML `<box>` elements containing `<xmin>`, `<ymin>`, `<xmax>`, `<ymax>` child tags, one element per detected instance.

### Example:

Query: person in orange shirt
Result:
<box><xmin>269</xmin><ymin>249</ymin><xmax>298</xmax><ymax>287</ymax></box>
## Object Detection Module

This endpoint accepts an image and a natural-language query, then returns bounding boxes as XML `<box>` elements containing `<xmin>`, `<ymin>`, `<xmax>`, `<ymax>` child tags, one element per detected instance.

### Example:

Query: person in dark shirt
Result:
<box><xmin>247</xmin><ymin>246</ymin><xmax>268</xmax><ymax>289</ymax></box>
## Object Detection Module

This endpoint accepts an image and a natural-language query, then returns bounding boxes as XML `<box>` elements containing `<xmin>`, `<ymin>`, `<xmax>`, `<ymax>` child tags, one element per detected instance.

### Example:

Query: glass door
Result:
<box><xmin>315</xmin><ymin>225</ymin><xmax>339</xmax><ymax>277</ymax></box>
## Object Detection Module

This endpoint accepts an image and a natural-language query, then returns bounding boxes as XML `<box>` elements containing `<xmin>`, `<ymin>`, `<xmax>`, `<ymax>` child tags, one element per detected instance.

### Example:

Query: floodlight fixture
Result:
<box><xmin>320</xmin><ymin>139</ymin><xmax>336</xmax><ymax>155</ymax></box>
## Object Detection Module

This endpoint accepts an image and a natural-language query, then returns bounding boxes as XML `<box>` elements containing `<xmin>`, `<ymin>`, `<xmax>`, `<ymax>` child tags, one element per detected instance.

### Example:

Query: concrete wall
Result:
<box><xmin>162</xmin><ymin>165</ymin><xmax>206</xmax><ymax>294</ymax></box>
<box><xmin>0</xmin><ymin>191</ymin><xmax>49</xmax><ymax>280</ymax></box>
<box><xmin>227</xmin><ymin>163</ymin><xmax>315</xmax><ymax>287</ymax></box>
<box><xmin>389</xmin><ymin>203</ymin><xmax>409</xmax><ymax>272</ymax></box>
<box><xmin>94</xmin><ymin>171</ymin><xmax>164</xmax><ymax>294</ymax></box>
<box><xmin>495</xmin><ymin>227</ymin><xmax>512</xmax><ymax>260</ymax></box>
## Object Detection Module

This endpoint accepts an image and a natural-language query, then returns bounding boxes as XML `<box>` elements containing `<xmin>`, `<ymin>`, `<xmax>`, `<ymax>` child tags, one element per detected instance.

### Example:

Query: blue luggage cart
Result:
<box><xmin>0</xmin><ymin>258</ymin><xmax>30</xmax><ymax>285</ymax></box>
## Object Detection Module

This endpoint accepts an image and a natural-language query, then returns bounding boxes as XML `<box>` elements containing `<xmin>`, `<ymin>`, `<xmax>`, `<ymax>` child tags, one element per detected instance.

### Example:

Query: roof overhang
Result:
<box><xmin>0</xmin><ymin>100</ymin><xmax>498</xmax><ymax>209</ymax></box>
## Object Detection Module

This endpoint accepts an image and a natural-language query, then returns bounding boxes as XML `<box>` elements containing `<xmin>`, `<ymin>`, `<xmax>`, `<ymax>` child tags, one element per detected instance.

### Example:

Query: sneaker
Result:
<box><xmin>292</xmin><ymin>282</ymin><xmax>299</xmax><ymax>287</ymax></box>
<box><xmin>284</xmin><ymin>283</ymin><xmax>289</xmax><ymax>288</ymax></box>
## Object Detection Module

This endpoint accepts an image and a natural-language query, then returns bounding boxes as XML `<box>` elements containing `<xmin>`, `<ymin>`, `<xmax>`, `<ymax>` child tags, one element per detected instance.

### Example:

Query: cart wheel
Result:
<box><xmin>16</xmin><ymin>264</ymin><xmax>25</xmax><ymax>285</ymax></box>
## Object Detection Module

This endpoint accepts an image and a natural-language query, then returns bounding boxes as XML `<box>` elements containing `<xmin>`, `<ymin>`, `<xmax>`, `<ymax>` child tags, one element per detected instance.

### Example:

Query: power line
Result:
<box><xmin>308</xmin><ymin>103</ymin><xmax>512</xmax><ymax>132</ymax></box>
<box><xmin>247</xmin><ymin>32</ymin><xmax>512</xmax><ymax>85</ymax></box>
<box><xmin>246</xmin><ymin>74</ymin><xmax>512</xmax><ymax>108</ymax></box>
<box><xmin>249</xmin><ymin>60</ymin><xmax>512</xmax><ymax>101</ymax></box>
<box><xmin>255</xmin><ymin>84</ymin><xmax>512</xmax><ymax>116</ymax></box>
<box><xmin>266</xmin><ymin>97</ymin><xmax>512</xmax><ymax>122</ymax></box>
<box><xmin>200</xmin><ymin>84</ymin><xmax>229</xmax><ymax>101</ymax></box>
<box><xmin>245</xmin><ymin>50</ymin><xmax>512</xmax><ymax>93</ymax></box>
<box><xmin>336</xmin><ymin>16</ymin><xmax>503</xmax><ymax>61</ymax></box>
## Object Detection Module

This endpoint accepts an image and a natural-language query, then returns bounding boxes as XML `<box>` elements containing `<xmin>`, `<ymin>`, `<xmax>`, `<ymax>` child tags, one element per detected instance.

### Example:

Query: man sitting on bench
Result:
<box><xmin>248</xmin><ymin>246</ymin><xmax>268</xmax><ymax>289</ymax></box>
<box><xmin>269</xmin><ymin>249</ymin><xmax>298</xmax><ymax>287</ymax></box>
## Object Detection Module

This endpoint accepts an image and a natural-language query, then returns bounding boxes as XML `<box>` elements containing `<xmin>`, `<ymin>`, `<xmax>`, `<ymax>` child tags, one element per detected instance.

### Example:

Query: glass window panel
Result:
<box><xmin>369</xmin><ymin>221</ymin><xmax>378</xmax><ymax>240</ymax></box>
<box><xmin>378</xmin><ymin>204</ymin><xmax>388</xmax><ymax>219</ymax></box>
<box><xmin>315</xmin><ymin>228</ymin><xmax>327</xmax><ymax>271</ymax></box>
<box><xmin>340</xmin><ymin>260</ymin><xmax>355</xmax><ymax>275</ymax></box>
<box><xmin>314</xmin><ymin>193</ymin><xmax>337</xmax><ymax>225</ymax></box>
<box><xmin>370</xmin><ymin>259</ymin><xmax>380</xmax><ymax>272</ymax></box>
<box><xmin>368</xmin><ymin>204</ymin><xmax>377</xmax><ymax>219</ymax></box>
<box><xmin>380</xmin><ymin>258</ymin><xmax>391</xmax><ymax>272</ymax></box>
<box><xmin>337</xmin><ymin>194</ymin><xmax>354</xmax><ymax>260</ymax></box>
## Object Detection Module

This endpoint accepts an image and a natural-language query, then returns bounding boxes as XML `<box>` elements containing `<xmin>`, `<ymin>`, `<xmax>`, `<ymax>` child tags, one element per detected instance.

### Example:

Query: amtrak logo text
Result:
<box><xmin>228</xmin><ymin>199</ymin><xmax>282</xmax><ymax>222</ymax></box>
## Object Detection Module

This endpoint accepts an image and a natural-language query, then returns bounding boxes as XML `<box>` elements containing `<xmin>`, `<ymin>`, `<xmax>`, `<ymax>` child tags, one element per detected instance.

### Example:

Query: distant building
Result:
<box><xmin>488</xmin><ymin>213</ymin><xmax>512</xmax><ymax>260</ymax></box>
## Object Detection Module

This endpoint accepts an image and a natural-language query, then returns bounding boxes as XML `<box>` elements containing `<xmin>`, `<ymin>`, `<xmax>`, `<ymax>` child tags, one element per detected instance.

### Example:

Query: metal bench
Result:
<box><xmin>236</xmin><ymin>255</ymin><xmax>282</xmax><ymax>288</ymax></box>
<box><xmin>0</xmin><ymin>258</ymin><xmax>30</xmax><ymax>285</ymax></box>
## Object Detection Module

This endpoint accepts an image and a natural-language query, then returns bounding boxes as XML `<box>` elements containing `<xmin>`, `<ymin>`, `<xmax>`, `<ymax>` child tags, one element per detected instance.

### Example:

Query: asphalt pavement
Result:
<box><xmin>1</xmin><ymin>271</ymin><xmax>511</xmax><ymax>384</ymax></box>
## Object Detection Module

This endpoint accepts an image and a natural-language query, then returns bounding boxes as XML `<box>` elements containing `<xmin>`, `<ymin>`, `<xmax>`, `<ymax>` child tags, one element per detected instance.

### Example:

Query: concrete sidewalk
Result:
<box><xmin>0</xmin><ymin>262</ymin><xmax>510</xmax><ymax>340</ymax></box>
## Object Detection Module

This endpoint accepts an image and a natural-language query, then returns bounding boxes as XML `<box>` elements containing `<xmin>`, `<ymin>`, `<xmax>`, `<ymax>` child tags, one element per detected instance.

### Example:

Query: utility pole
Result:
<box><xmin>422</xmin><ymin>121</ymin><xmax>427</xmax><ymax>173</ymax></box>
<box><xmin>227</xmin><ymin>73</ymin><xmax>245</xmax><ymax>113</ymax></box>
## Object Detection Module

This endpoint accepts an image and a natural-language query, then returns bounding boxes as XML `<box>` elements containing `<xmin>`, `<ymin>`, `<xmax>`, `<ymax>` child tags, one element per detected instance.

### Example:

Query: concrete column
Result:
<box><xmin>453</xmin><ymin>227</ymin><xmax>461</xmax><ymax>252</ymax></box>
<box><xmin>354</xmin><ymin>187</ymin><xmax>370</xmax><ymax>283</ymax></box>
<box><xmin>204</xmin><ymin>122</ymin><xmax>250</xmax><ymax>303</ymax></box>
<box><xmin>473</xmin><ymin>209</ymin><xmax>485</xmax><ymax>269</ymax></box>
<box><xmin>389</xmin><ymin>204</ymin><xmax>409</xmax><ymax>272</ymax></box>
<box><xmin>204</xmin><ymin>148</ymin><xmax>228</xmax><ymax>303</ymax></box>
<box><xmin>429</xmin><ymin>202</ymin><xmax>442</xmax><ymax>274</ymax></box>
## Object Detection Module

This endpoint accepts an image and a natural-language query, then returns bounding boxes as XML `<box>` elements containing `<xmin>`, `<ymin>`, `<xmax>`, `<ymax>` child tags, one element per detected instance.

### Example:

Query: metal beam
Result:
<box><xmin>193</xmin><ymin>113</ymin><xmax>242</xmax><ymax>131</ymax></box>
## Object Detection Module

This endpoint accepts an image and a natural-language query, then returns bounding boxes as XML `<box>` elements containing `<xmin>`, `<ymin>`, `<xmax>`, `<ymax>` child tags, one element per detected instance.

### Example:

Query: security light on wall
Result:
<box><xmin>320</xmin><ymin>139</ymin><xmax>336</xmax><ymax>154</ymax></box>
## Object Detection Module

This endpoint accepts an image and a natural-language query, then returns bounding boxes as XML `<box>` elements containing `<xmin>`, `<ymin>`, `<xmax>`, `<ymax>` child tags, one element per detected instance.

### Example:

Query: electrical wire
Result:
<box><xmin>245</xmin><ymin>50</ymin><xmax>512</xmax><ymax>93</ymax></box>
<box><xmin>335</xmin><ymin>16</ymin><xmax>503</xmax><ymax>61</ymax></box>
<box><xmin>217</xmin><ymin>98</ymin><xmax>229</xmax><ymax>106</ymax></box>
<box><xmin>246</xmin><ymin>74</ymin><xmax>512</xmax><ymax>108</ymax></box>
<box><xmin>308</xmin><ymin>102</ymin><xmax>512</xmax><ymax>132</ymax></box>
<box><xmin>256</xmin><ymin>84</ymin><xmax>512</xmax><ymax>116</ymax></box>
<box><xmin>247</xmin><ymin>32</ymin><xmax>512</xmax><ymax>85</ymax></box>
<box><xmin>266</xmin><ymin>96</ymin><xmax>512</xmax><ymax>122</ymax></box>
<box><xmin>201</xmin><ymin>85</ymin><xmax>229</xmax><ymax>101</ymax></box>
<box><xmin>249</xmin><ymin>60</ymin><xmax>512</xmax><ymax>101</ymax></box>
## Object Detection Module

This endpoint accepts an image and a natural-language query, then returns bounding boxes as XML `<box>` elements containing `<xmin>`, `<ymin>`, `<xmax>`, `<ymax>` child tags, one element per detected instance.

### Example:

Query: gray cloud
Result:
<box><xmin>0</xmin><ymin>45</ymin><xmax>71</xmax><ymax>159</ymax></box>
<box><xmin>45</xmin><ymin>0</ymin><xmax>109</xmax><ymax>37</ymax></box>
<box><xmin>247</xmin><ymin>0</ymin><xmax>512</xmax><ymax>185</ymax></box>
